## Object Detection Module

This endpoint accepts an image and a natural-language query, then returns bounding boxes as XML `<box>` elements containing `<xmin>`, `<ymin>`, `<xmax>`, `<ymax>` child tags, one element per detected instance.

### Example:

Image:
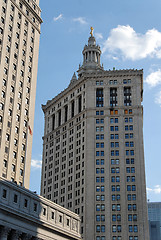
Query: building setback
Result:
<box><xmin>41</xmin><ymin>31</ymin><xmax>149</xmax><ymax>240</ymax></box>
<box><xmin>0</xmin><ymin>0</ymin><xmax>42</xmax><ymax>188</ymax></box>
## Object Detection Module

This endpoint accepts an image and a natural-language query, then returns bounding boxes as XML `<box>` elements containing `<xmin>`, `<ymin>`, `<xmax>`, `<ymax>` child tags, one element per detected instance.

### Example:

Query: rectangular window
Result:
<box><xmin>124</xmin><ymin>87</ymin><xmax>132</xmax><ymax>106</ymax></box>
<box><xmin>52</xmin><ymin>114</ymin><xmax>55</xmax><ymax>130</ymax></box>
<box><xmin>64</xmin><ymin>105</ymin><xmax>68</xmax><ymax>122</ymax></box>
<box><xmin>58</xmin><ymin>110</ymin><xmax>61</xmax><ymax>127</ymax></box>
<box><xmin>71</xmin><ymin>101</ymin><xmax>74</xmax><ymax>118</ymax></box>
<box><xmin>110</xmin><ymin>88</ymin><xmax>117</xmax><ymax>107</ymax></box>
<box><xmin>78</xmin><ymin>95</ymin><xmax>82</xmax><ymax>113</ymax></box>
<box><xmin>96</xmin><ymin>88</ymin><xmax>104</xmax><ymax>107</ymax></box>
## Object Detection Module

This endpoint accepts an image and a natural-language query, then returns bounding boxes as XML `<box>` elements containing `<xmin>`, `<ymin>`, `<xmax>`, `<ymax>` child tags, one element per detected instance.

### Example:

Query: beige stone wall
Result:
<box><xmin>0</xmin><ymin>0</ymin><xmax>42</xmax><ymax>188</ymax></box>
<box><xmin>41</xmin><ymin>69</ymin><xmax>149</xmax><ymax>240</ymax></box>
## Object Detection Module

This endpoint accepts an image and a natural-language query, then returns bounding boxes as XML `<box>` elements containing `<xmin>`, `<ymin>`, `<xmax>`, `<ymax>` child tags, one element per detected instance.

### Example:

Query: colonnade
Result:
<box><xmin>0</xmin><ymin>226</ymin><xmax>42</xmax><ymax>240</ymax></box>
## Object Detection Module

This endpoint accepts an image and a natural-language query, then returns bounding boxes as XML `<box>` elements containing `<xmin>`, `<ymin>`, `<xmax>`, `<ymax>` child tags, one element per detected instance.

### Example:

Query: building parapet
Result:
<box><xmin>0</xmin><ymin>178</ymin><xmax>81</xmax><ymax>240</ymax></box>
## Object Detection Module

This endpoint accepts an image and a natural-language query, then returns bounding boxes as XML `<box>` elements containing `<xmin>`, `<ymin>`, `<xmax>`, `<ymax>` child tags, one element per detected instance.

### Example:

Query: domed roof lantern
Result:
<box><xmin>78</xmin><ymin>27</ymin><xmax>104</xmax><ymax>76</ymax></box>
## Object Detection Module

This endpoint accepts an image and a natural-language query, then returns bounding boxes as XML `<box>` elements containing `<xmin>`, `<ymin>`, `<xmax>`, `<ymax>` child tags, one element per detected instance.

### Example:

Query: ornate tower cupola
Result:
<box><xmin>78</xmin><ymin>27</ymin><xmax>104</xmax><ymax>76</ymax></box>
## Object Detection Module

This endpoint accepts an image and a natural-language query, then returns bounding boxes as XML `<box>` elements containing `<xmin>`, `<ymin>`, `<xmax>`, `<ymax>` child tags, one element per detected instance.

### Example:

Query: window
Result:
<box><xmin>111</xmin><ymin>126</ymin><xmax>114</xmax><ymax>131</ymax></box>
<box><xmin>130</xmin><ymin>150</ymin><xmax>134</xmax><ymax>156</ymax></box>
<box><xmin>117</xmin><ymin>225</ymin><xmax>121</xmax><ymax>232</ymax></box>
<box><xmin>96</xmin><ymin>215</ymin><xmax>100</xmax><ymax>221</ymax></box>
<box><xmin>96</xmin><ymin>88</ymin><xmax>104</xmax><ymax>107</ymax></box>
<box><xmin>112</xmin><ymin>215</ymin><xmax>116</xmax><ymax>221</ymax></box>
<box><xmin>112</xmin><ymin>225</ymin><xmax>116</xmax><ymax>232</ymax></box>
<box><xmin>115</xmin><ymin>126</ymin><xmax>119</xmax><ymax>131</ymax></box>
<box><xmin>116</xmin><ymin>167</ymin><xmax>120</xmax><ymax>173</ymax></box>
<box><xmin>124</xmin><ymin>87</ymin><xmax>131</xmax><ymax>106</ymax></box>
<box><xmin>96</xmin><ymin>225</ymin><xmax>100</xmax><ymax>232</ymax></box>
<box><xmin>110</xmin><ymin>88</ymin><xmax>117</xmax><ymax>106</ymax></box>
<box><xmin>96</xmin><ymin>205</ymin><xmax>100</xmax><ymax>211</ymax></box>
<box><xmin>117</xmin><ymin>204</ymin><xmax>121</xmax><ymax>211</ymax></box>
<box><xmin>111</xmin><ymin>177</ymin><xmax>115</xmax><ymax>182</ymax></box>
<box><xmin>134</xmin><ymin>225</ymin><xmax>138</xmax><ymax>232</ymax></box>
<box><xmin>129</xmin><ymin>225</ymin><xmax>133</xmax><ymax>232</ymax></box>
<box><xmin>101</xmin><ymin>195</ymin><xmax>105</xmax><ymax>201</ymax></box>
<box><xmin>128</xmin><ymin>204</ymin><xmax>132</xmax><ymax>211</ymax></box>
<box><xmin>116</xmin><ymin>176</ymin><xmax>120</xmax><ymax>182</ymax></box>
<box><xmin>101</xmin><ymin>225</ymin><xmax>105</xmax><ymax>232</ymax></box>
<box><xmin>78</xmin><ymin>95</ymin><xmax>82</xmax><ymax>113</ymax></box>
<box><xmin>24</xmin><ymin>199</ymin><xmax>28</xmax><ymax>208</ymax></box>
<box><xmin>2</xmin><ymin>189</ymin><xmax>7</xmax><ymax>198</ymax></box>
<box><xmin>14</xmin><ymin>194</ymin><xmax>18</xmax><ymax>203</ymax></box>
<box><xmin>133</xmin><ymin>214</ymin><xmax>137</xmax><ymax>221</ymax></box>
<box><xmin>132</xmin><ymin>194</ymin><xmax>136</xmax><ymax>200</ymax></box>
<box><xmin>131</xmin><ymin>167</ymin><xmax>135</xmax><ymax>173</ymax></box>
<box><xmin>111</xmin><ymin>134</ymin><xmax>114</xmax><ymax>139</ymax></box>
<box><xmin>127</xmin><ymin>176</ymin><xmax>130</xmax><ymax>182</ymax></box>
<box><xmin>128</xmin><ymin>214</ymin><xmax>132</xmax><ymax>221</ymax></box>
<box><xmin>71</xmin><ymin>101</ymin><xmax>74</xmax><ymax>118</ymax></box>
<box><xmin>115</xmin><ymin>150</ymin><xmax>119</xmax><ymax>156</ymax></box>
<box><xmin>132</xmin><ymin>185</ymin><xmax>136</xmax><ymax>191</ymax></box>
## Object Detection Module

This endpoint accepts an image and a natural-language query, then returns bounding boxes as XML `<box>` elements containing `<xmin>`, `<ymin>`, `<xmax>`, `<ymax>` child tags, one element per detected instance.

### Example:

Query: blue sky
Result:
<box><xmin>30</xmin><ymin>0</ymin><xmax>161</xmax><ymax>201</ymax></box>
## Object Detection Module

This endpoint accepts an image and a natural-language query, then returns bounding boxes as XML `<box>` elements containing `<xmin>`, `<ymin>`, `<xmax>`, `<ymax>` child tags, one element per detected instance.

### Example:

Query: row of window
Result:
<box><xmin>110</xmin><ymin>125</ymin><xmax>133</xmax><ymax>131</ymax></box>
<box><xmin>96</xmin><ymin>79</ymin><xmax>132</xmax><ymax>86</ymax></box>
<box><xmin>96</xmin><ymin>87</ymin><xmax>132</xmax><ymax>107</ymax></box>
<box><xmin>2</xmin><ymin>189</ymin><xmax>38</xmax><ymax>212</ymax></box>
<box><xmin>96</xmin><ymin>225</ymin><xmax>105</xmax><ymax>232</ymax></box>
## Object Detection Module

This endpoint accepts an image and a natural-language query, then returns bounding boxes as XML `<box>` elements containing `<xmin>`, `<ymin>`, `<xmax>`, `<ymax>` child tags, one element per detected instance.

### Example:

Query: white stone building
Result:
<box><xmin>41</xmin><ymin>31</ymin><xmax>149</xmax><ymax>240</ymax></box>
<box><xmin>0</xmin><ymin>0</ymin><xmax>42</xmax><ymax>188</ymax></box>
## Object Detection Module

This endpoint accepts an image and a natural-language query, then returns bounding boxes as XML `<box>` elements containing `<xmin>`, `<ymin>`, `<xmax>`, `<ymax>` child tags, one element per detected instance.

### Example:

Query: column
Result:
<box><xmin>94</xmin><ymin>51</ymin><xmax>96</xmax><ymax>62</ymax></box>
<box><xmin>32</xmin><ymin>238</ymin><xmax>43</xmax><ymax>240</ymax></box>
<box><xmin>0</xmin><ymin>227</ymin><xmax>11</xmax><ymax>240</ymax></box>
<box><xmin>21</xmin><ymin>233</ymin><xmax>32</xmax><ymax>240</ymax></box>
<box><xmin>11</xmin><ymin>230</ymin><xmax>22</xmax><ymax>240</ymax></box>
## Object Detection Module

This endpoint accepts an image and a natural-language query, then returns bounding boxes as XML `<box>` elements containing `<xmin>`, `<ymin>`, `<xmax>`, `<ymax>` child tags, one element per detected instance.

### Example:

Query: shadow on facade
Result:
<box><xmin>0</xmin><ymin>178</ymin><xmax>81</xmax><ymax>240</ymax></box>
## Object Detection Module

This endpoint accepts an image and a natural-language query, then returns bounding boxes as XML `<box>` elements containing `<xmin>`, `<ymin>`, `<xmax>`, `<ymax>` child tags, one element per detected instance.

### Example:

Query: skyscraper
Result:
<box><xmin>41</xmin><ymin>30</ymin><xmax>149</xmax><ymax>240</ymax></box>
<box><xmin>0</xmin><ymin>0</ymin><xmax>42</xmax><ymax>188</ymax></box>
<box><xmin>148</xmin><ymin>202</ymin><xmax>161</xmax><ymax>240</ymax></box>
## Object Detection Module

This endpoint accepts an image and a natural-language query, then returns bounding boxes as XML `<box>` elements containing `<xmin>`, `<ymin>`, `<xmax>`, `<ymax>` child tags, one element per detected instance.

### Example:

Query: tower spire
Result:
<box><xmin>90</xmin><ymin>26</ymin><xmax>94</xmax><ymax>37</ymax></box>
<box><xmin>78</xmin><ymin>28</ymin><xmax>104</xmax><ymax>76</ymax></box>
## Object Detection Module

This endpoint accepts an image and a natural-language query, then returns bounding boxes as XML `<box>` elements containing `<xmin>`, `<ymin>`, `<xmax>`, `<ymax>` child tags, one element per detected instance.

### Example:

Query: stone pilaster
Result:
<box><xmin>0</xmin><ymin>226</ymin><xmax>11</xmax><ymax>240</ymax></box>
<box><xmin>21</xmin><ymin>233</ymin><xmax>32</xmax><ymax>240</ymax></box>
<box><xmin>11</xmin><ymin>230</ymin><xmax>22</xmax><ymax>240</ymax></box>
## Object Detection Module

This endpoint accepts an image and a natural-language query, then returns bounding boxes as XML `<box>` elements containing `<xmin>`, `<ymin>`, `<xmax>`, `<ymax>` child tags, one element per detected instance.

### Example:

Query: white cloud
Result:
<box><xmin>155</xmin><ymin>90</ymin><xmax>161</xmax><ymax>107</ymax></box>
<box><xmin>147</xmin><ymin>185</ymin><xmax>161</xmax><ymax>194</ymax></box>
<box><xmin>145</xmin><ymin>69</ymin><xmax>161</xmax><ymax>87</ymax></box>
<box><xmin>31</xmin><ymin>159</ymin><xmax>42</xmax><ymax>170</ymax></box>
<box><xmin>72</xmin><ymin>17</ymin><xmax>87</xmax><ymax>25</ymax></box>
<box><xmin>95</xmin><ymin>33</ymin><xmax>103</xmax><ymax>40</ymax></box>
<box><xmin>53</xmin><ymin>14</ymin><xmax>63</xmax><ymax>22</ymax></box>
<box><xmin>103</xmin><ymin>25</ymin><xmax>161</xmax><ymax>60</ymax></box>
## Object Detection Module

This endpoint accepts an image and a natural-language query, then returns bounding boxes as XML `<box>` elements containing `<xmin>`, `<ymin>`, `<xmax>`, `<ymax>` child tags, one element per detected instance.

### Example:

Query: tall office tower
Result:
<box><xmin>0</xmin><ymin>0</ymin><xmax>42</xmax><ymax>188</ymax></box>
<box><xmin>148</xmin><ymin>202</ymin><xmax>161</xmax><ymax>240</ymax></box>
<box><xmin>41</xmin><ymin>30</ymin><xmax>149</xmax><ymax>240</ymax></box>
